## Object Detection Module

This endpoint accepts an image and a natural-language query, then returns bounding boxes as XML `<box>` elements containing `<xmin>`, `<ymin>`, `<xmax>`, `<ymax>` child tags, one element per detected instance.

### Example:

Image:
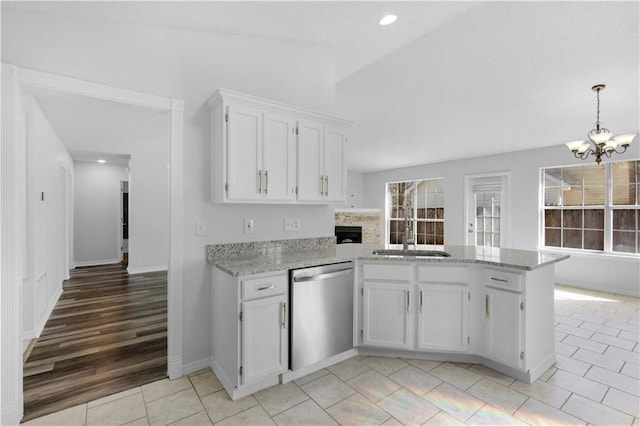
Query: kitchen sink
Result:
<box><xmin>372</xmin><ymin>249</ymin><xmax>452</xmax><ymax>257</ymax></box>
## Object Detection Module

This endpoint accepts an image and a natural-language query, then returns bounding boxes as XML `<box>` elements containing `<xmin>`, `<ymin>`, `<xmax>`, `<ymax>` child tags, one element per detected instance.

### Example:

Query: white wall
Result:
<box><xmin>362</xmin><ymin>144</ymin><xmax>640</xmax><ymax>296</ymax></box>
<box><xmin>22</xmin><ymin>92</ymin><xmax>73</xmax><ymax>346</ymax></box>
<box><xmin>1</xmin><ymin>8</ymin><xmax>338</xmax><ymax>367</ymax></box>
<box><xmin>73</xmin><ymin>161</ymin><xmax>128</xmax><ymax>266</ymax></box>
<box><xmin>127</xmin><ymin>145</ymin><xmax>169</xmax><ymax>274</ymax></box>
<box><xmin>344</xmin><ymin>170</ymin><xmax>364</xmax><ymax>208</ymax></box>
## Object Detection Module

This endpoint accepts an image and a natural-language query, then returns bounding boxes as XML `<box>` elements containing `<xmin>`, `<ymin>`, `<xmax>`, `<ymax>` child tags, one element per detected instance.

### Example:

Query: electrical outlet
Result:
<box><xmin>243</xmin><ymin>219</ymin><xmax>255</xmax><ymax>234</ymax></box>
<box><xmin>284</xmin><ymin>218</ymin><xmax>300</xmax><ymax>231</ymax></box>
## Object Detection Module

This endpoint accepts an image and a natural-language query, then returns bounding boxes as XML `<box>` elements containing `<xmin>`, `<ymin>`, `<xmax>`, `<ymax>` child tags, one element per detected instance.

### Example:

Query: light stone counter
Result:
<box><xmin>208</xmin><ymin>239</ymin><xmax>569</xmax><ymax>277</ymax></box>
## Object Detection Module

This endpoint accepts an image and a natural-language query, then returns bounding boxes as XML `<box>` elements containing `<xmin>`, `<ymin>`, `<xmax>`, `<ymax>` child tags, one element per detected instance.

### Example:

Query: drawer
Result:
<box><xmin>241</xmin><ymin>273</ymin><xmax>287</xmax><ymax>300</ymax></box>
<box><xmin>485</xmin><ymin>268</ymin><xmax>523</xmax><ymax>292</ymax></box>
<box><xmin>362</xmin><ymin>263</ymin><xmax>412</xmax><ymax>281</ymax></box>
<box><xmin>417</xmin><ymin>265</ymin><xmax>468</xmax><ymax>283</ymax></box>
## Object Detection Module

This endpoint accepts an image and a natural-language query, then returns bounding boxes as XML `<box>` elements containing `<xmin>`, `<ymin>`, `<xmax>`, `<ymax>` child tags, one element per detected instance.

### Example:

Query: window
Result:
<box><xmin>542</xmin><ymin>160</ymin><xmax>639</xmax><ymax>254</ymax></box>
<box><xmin>387</xmin><ymin>179</ymin><xmax>444</xmax><ymax>246</ymax></box>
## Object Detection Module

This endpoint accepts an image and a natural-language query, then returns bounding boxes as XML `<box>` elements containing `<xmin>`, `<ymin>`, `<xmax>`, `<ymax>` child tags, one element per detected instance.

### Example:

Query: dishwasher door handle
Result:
<box><xmin>293</xmin><ymin>268</ymin><xmax>353</xmax><ymax>283</ymax></box>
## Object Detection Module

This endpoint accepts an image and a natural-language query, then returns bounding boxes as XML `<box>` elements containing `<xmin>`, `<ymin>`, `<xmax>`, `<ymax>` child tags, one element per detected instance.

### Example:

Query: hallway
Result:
<box><xmin>22</xmin><ymin>264</ymin><xmax>167</xmax><ymax>422</ymax></box>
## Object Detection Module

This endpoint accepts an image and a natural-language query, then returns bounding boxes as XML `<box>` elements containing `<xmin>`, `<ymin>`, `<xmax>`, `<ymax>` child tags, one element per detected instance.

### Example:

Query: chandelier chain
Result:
<box><xmin>596</xmin><ymin>88</ymin><xmax>600</xmax><ymax>125</ymax></box>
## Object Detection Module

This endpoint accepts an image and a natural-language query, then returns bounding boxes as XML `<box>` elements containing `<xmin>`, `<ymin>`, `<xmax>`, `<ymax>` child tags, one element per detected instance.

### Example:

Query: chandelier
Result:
<box><xmin>565</xmin><ymin>84</ymin><xmax>635</xmax><ymax>164</ymax></box>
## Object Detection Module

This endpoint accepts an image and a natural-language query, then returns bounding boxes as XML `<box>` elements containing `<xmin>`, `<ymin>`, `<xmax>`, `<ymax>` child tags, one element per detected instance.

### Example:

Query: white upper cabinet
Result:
<box><xmin>226</xmin><ymin>104</ymin><xmax>264</xmax><ymax>202</ymax></box>
<box><xmin>297</xmin><ymin>119</ymin><xmax>324</xmax><ymax>202</ymax></box>
<box><xmin>262</xmin><ymin>112</ymin><xmax>297</xmax><ymax>202</ymax></box>
<box><xmin>207</xmin><ymin>89</ymin><xmax>351</xmax><ymax>204</ymax></box>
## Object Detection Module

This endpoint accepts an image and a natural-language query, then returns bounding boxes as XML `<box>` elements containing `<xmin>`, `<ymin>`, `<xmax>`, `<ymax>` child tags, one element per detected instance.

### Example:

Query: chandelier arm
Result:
<box><xmin>574</xmin><ymin>149</ymin><xmax>594</xmax><ymax>161</ymax></box>
<box><xmin>613</xmin><ymin>145</ymin><xmax>629</xmax><ymax>155</ymax></box>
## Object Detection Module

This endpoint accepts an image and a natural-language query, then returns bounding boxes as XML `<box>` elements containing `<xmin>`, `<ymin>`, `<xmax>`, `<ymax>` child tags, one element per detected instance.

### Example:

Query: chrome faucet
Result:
<box><xmin>403</xmin><ymin>185</ymin><xmax>415</xmax><ymax>251</ymax></box>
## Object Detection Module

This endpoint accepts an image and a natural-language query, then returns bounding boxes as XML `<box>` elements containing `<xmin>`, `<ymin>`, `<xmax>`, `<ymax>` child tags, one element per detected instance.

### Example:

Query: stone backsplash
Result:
<box><xmin>335</xmin><ymin>209</ymin><xmax>381</xmax><ymax>245</ymax></box>
<box><xmin>207</xmin><ymin>236</ymin><xmax>336</xmax><ymax>264</ymax></box>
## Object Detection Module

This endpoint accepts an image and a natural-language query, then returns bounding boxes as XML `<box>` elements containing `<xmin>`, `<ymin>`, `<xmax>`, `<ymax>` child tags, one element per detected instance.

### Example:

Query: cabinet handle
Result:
<box><xmin>258</xmin><ymin>170</ymin><xmax>262</xmax><ymax>194</ymax></box>
<box><xmin>491</xmin><ymin>276</ymin><xmax>509</xmax><ymax>283</ymax></box>
<box><xmin>264</xmin><ymin>170</ymin><xmax>269</xmax><ymax>194</ymax></box>
<box><xmin>281</xmin><ymin>302</ymin><xmax>286</xmax><ymax>328</ymax></box>
<box><xmin>257</xmin><ymin>284</ymin><xmax>276</xmax><ymax>291</ymax></box>
<box><xmin>420</xmin><ymin>290</ymin><xmax>423</xmax><ymax>313</ymax></box>
<box><xmin>325</xmin><ymin>176</ymin><xmax>329</xmax><ymax>196</ymax></box>
<box><xmin>406</xmin><ymin>290</ymin><xmax>410</xmax><ymax>314</ymax></box>
<box><xmin>485</xmin><ymin>294</ymin><xmax>490</xmax><ymax>318</ymax></box>
<box><xmin>320</xmin><ymin>175</ymin><xmax>324</xmax><ymax>195</ymax></box>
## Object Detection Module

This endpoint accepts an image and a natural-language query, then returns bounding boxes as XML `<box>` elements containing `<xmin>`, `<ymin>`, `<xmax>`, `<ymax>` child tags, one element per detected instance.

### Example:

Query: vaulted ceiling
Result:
<box><xmin>4</xmin><ymin>1</ymin><xmax>639</xmax><ymax>172</ymax></box>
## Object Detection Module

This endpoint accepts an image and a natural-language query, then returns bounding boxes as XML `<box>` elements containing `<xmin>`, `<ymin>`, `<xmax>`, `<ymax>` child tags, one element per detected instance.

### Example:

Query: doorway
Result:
<box><xmin>121</xmin><ymin>180</ymin><xmax>129</xmax><ymax>267</ymax></box>
<box><xmin>464</xmin><ymin>172</ymin><xmax>511</xmax><ymax>248</ymax></box>
<box><xmin>1</xmin><ymin>64</ymin><xmax>184</xmax><ymax>424</ymax></box>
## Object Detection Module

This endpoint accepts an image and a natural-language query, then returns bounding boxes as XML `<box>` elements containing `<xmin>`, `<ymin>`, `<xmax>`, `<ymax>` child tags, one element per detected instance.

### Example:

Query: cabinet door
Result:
<box><xmin>418</xmin><ymin>284</ymin><xmax>469</xmax><ymax>352</ymax></box>
<box><xmin>362</xmin><ymin>282</ymin><xmax>412</xmax><ymax>349</ymax></box>
<box><xmin>226</xmin><ymin>104</ymin><xmax>263</xmax><ymax>201</ymax></box>
<box><xmin>296</xmin><ymin>119</ymin><xmax>324</xmax><ymax>201</ymax></box>
<box><xmin>323</xmin><ymin>126</ymin><xmax>346</xmax><ymax>202</ymax></box>
<box><xmin>484</xmin><ymin>287</ymin><xmax>522</xmax><ymax>369</ymax></box>
<box><xmin>263</xmin><ymin>112</ymin><xmax>296</xmax><ymax>202</ymax></box>
<box><xmin>241</xmin><ymin>295</ymin><xmax>288</xmax><ymax>384</ymax></box>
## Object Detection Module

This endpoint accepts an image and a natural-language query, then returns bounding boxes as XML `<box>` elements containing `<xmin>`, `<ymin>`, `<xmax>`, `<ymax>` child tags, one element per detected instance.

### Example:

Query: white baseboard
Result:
<box><xmin>167</xmin><ymin>356</ymin><xmax>184</xmax><ymax>380</ymax></box>
<box><xmin>22</xmin><ymin>332</ymin><xmax>36</xmax><ymax>353</ymax></box>
<box><xmin>555</xmin><ymin>281</ymin><xmax>640</xmax><ymax>298</ymax></box>
<box><xmin>127</xmin><ymin>265</ymin><xmax>168</xmax><ymax>275</ymax></box>
<box><xmin>74</xmin><ymin>258</ymin><xmax>120</xmax><ymax>267</ymax></box>
<box><xmin>182</xmin><ymin>357</ymin><xmax>213</xmax><ymax>377</ymax></box>
<box><xmin>35</xmin><ymin>286</ymin><xmax>62</xmax><ymax>338</ymax></box>
<box><xmin>1</xmin><ymin>401</ymin><xmax>23</xmax><ymax>426</ymax></box>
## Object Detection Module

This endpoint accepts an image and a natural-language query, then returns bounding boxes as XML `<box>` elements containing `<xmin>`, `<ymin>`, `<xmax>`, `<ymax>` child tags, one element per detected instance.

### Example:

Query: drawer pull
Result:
<box><xmin>406</xmin><ymin>290</ymin><xmax>410</xmax><ymax>314</ymax></box>
<box><xmin>281</xmin><ymin>302</ymin><xmax>286</xmax><ymax>328</ymax></box>
<box><xmin>257</xmin><ymin>284</ymin><xmax>276</xmax><ymax>291</ymax></box>
<box><xmin>491</xmin><ymin>276</ymin><xmax>509</xmax><ymax>283</ymax></box>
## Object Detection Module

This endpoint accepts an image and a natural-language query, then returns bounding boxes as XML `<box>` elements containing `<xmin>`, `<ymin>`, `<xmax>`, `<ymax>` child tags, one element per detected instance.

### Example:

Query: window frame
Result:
<box><xmin>540</xmin><ymin>160</ymin><xmax>639</xmax><ymax>256</ymax></box>
<box><xmin>385</xmin><ymin>178</ymin><xmax>445</xmax><ymax>248</ymax></box>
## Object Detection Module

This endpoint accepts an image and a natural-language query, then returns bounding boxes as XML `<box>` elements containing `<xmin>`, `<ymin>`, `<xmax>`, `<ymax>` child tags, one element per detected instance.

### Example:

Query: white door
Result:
<box><xmin>262</xmin><ymin>112</ymin><xmax>296</xmax><ymax>202</ymax></box>
<box><xmin>362</xmin><ymin>282</ymin><xmax>412</xmax><ymax>349</ymax></box>
<box><xmin>484</xmin><ymin>287</ymin><xmax>522</xmax><ymax>369</ymax></box>
<box><xmin>296</xmin><ymin>119</ymin><xmax>324</xmax><ymax>201</ymax></box>
<box><xmin>226</xmin><ymin>104</ymin><xmax>263</xmax><ymax>201</ymax></box>
<box><xmin>417</xmin><ymin>284</ymin><xmax>469</xmax><ymax>352</ymax></box>
<box><xmin>465</xmin><ymin>174</ymin><xmax>510</xmax><ymax>248</ymax></box>
<box><xmin>241</xmin><ymin>295</ymin><xmax>288</xmax><ymax>384</ymax></box>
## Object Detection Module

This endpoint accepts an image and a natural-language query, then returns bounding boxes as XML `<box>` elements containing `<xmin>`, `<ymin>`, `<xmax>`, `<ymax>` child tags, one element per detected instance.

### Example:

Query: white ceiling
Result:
<box><xmin>23</xmin><ymin>86</ymin><xmax>169</xmax><ymax>165</ymax></box>
<box><xmin>6</xmin><ymin>1</ymin><xmax>639</xmax><ymax>173</ymax></box>
<box><xmin>4</xmin><ymin>1</ymin><xmax>478</xmax><ymax>81</ymax></box>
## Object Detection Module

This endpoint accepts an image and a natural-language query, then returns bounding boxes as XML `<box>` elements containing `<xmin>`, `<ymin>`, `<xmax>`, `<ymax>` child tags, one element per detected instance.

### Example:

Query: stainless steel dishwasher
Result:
<box><xmin>290</xmin><ymin>261</ymin><xmax>354</xmax><ymax>371</ymax></box>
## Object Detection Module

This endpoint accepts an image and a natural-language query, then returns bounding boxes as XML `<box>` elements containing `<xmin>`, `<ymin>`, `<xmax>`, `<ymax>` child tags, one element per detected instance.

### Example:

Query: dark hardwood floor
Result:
<box><xmin>22</xmin><ymin>264</ymin><xmax>167</xmax><ymax>422</ymax></box>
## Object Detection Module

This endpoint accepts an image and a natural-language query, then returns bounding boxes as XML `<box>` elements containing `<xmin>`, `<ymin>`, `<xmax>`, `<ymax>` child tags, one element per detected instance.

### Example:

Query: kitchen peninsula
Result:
<box><xmin>208</xmin><ymin>238</ymin><xmax>568</xmax><ymax>400</ymax></box>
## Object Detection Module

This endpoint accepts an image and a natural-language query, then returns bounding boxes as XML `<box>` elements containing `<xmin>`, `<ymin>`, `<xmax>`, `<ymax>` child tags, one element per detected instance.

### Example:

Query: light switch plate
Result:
<box><xmin>284</xmin><ymin>218</ymin><xmax>300</xmax><ymax>231</ymax></box>
<box><xmin>196</xmin><ymin>220</ymin><xmax>207</xmax><ymax>236</ymax></box>
<box><xmin>244</xmin><ymin>219</ymin><xmax>255</xmax><ymax>234</ymax></box>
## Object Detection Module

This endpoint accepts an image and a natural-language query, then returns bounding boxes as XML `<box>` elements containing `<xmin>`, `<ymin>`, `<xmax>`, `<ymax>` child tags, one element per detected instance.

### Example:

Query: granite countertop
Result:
<box><xmin>209</xmin><ymin>242</ymin><xmax>569</xmax><ymax>277</ymax></box>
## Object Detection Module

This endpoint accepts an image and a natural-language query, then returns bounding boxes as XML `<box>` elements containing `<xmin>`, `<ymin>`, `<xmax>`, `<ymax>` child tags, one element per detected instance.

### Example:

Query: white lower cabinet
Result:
<box><xmin>211</xmin><ymin>269</ymin><xmax>288</xmax><ymax>399</ymax></box>
<box><xmin>241</xmin><ymin>294</ymin><xmax>288</xmax><ymax>384</ymax></box>
<box><xmin>360</xmin><ymin>263</ymin><xmax>471</xmax><ymax>353</ymax></box>
<box><xmin>417</xmin><ymin>283</ymin><xmax>470</xmax><ymax>352</ymax></box>
<box><xmin>483</xmin><ymin>286</ymin><xmax>522</xmax><ymax>369</ymax></box>
<box><xmin>362</xmin><ymin>282</ymin><xmax>412</xmax><ymax>349</ymax></box>
<box><xmin>358</xmin><ymin>261</ymin><xmax>555</xmax><ymax>383</ymax></box>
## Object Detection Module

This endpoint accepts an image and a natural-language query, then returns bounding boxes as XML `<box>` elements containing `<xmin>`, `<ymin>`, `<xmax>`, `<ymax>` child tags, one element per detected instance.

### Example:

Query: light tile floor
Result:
<box><xmin>23</xmin><ymin>285</ymin><xmax>639</xmax><ymax>426</ymax></box>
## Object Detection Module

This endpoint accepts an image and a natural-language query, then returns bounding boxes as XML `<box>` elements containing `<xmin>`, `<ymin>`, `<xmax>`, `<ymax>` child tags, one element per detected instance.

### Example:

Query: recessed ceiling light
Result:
<box><xmin>379</xmin><ymin>15</ymin><xmax>397</xmax><ymax>26</ymax></box>
<box><xmin>97</xmin><ymin>159</ymin><xmax>106</xmax><ymax>164</ymax></box>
